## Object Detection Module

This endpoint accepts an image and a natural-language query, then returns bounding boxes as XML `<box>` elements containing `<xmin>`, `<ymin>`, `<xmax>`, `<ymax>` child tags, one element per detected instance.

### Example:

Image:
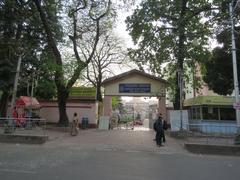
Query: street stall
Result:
<box><xmin>184</xmin><ymin>96</ymin><xmax>237</xmax><ymax>134</ymax></box>
<box><xmin>14</xmin><ymin>96</ymin><xmax>41</xmax><ymax>126</ymax></box>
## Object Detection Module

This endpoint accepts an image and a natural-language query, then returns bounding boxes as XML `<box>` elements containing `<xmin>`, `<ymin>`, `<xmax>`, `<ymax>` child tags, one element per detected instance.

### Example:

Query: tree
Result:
<box><xmin>0</xmin><ymin>0</ymin><xmax>46</xmax><ymax>117</ymax></box>
<box><xmin>0</xmin><ymin>0</ymin><xmax>22</xmax><ymax>116</ymax></box>
<box><xmin>18</xmin><ymin>46</ymin><xmax>58</xmax><ymax>100</ymax></box>
<box><xmin>33</xmin><ymin>0</ymin><xmax>112</xmax><ymax>126</ymax></box>
<box><xmin>203</xmin><ymin>27</ymin><xmax>240</xmax><ymax>95</ymax></box>
<box><xmin>84</xmin><ymin>32</ymin><xmax>126</xmax><ymax>101</ymax></box>
<box><xmin>125</xmin><ymin>0</ymin><xmax>224</xmax><ymax>109</ymax></box>
<box><xmin>112</xmin><ymin>96</ymin><xmax>122</xmax><ymax>110</ymax></box>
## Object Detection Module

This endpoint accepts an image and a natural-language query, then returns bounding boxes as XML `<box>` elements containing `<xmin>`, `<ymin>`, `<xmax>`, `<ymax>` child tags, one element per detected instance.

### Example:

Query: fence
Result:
<box><xmin>0</xmin><ymin>117</ymin><xmax>47</xmax><ymax>136</ymax></box>
<box><xmin>186</xmin><ymin>123</ymin><xmax>240</xmax><ymax>145</ymax></box>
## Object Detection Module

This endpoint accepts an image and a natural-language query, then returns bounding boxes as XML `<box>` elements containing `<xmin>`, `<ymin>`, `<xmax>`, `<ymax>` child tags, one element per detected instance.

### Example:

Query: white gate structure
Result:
<box><xmin>102</xmin><ymin>69</ymin><xmax>168</xmax><ymax>128</ymax></box>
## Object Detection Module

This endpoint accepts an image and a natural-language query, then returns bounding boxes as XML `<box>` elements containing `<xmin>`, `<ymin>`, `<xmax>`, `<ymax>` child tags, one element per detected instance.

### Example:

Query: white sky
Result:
<box><xmin>113</xmin><ymin>9</ymin><xmax>135</xmax><ymax>48</ymax></box>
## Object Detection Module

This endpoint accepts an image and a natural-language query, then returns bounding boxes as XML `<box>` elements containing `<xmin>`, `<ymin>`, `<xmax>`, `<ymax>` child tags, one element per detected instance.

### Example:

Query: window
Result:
<box><xmin>192</xmin><ymin>108</ymin><xmax>196</xmax><ymax>119</ymax></box>
<box><xmin>191</xmin><ymin>107</ymin><xmax>201</xmax><ymax>120</ymax></box>
<box><xmin>220</xmin><ymin>108</ymin><xmax>236</xmax><ymax>121</ymax></box>
<box><xmin>202</xmin><ymin>106</ymin><xmax>219</xmax><ymax>120</ymax></box>
<box><xmin>196</xmin><ymin>107</ymin><xmax>201</xmax><ymax>119</ymax></box>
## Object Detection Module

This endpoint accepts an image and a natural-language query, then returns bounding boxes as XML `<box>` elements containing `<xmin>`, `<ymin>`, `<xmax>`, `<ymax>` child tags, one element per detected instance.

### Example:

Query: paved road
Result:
<box><xmin>0</xmin><ymin>129</ymin><xmax>240</xmax><ymax>180</ymax></box>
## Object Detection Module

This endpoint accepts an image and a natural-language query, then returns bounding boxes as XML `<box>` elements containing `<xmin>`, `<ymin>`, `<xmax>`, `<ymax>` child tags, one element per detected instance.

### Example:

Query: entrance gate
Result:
<box><xmin>101</xmin><ymin>69</ymin><xmax>168</xmax><ymax>129</ymax></box>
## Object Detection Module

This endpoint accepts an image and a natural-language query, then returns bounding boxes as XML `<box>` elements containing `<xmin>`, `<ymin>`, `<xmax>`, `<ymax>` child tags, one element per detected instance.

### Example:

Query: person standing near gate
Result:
<box><xmin>71</xmin><ymin>112</ymin><xmax>79</xmax><ymax>136</ymax></box>
<box><xmin>161</xmin><ymin>113</ymin><xmax>168</xmax><ymax>143</ymax></box>
<box><xmin>153</xmin><ymin>113</ymin><xmax>164</xmax><ymax>146</ymax></box>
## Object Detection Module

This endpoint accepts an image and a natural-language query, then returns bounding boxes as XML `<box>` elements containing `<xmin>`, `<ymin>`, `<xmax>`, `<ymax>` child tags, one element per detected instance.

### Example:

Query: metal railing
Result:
<box><xmin>186</xmin><ymin>123</ymin><xmax>240</xmax><ymax>145</ymax></box>
<box><xmin>0</xmin><ymin>117</ymin><xmax>47</xmax><ymax>135</ymax></box>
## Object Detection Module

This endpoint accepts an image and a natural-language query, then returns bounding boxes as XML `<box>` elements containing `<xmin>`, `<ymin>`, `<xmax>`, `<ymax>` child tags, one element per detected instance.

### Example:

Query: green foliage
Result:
<box><xmin>120</xmin><ymin>115</ymin><xmax>133</xmax><ymax>123</ymax></box>
<box><xmin>126</xmin><ymin>0</ymin><xmax>214</xmax><ymax>105</ymax></box>
<box><xmin>0</xmin><ymin>0</ymin><xmax>22</xmax><ymax>90</ymax></box>
<box><xmin>203</xmin><ymin>27</ymin><xmax>240</xmax><ymax>95</ymax></box>
<box><xmin>112</xmin><ymin>96</ymin><xmax>121</xmax><ymax>110</ymax></box>
<box><xmin>0</xmin><ymin>0</ymin><xmax>59</xmax><ymax>98</ymax></box>
<box><xmin>125</xmin><ymin>0</ymin><xmax>231</xmax><ymax>108</ymax></box>
<box><xmin>0</xmin><ymin>0</ymin><xmax>50</xmax><ymax>116</ymax></box>
<box><xmin>32</xmin><ymin>0</ymin><xmax>116</xmax><ymax>125</ymax></box>
<box><xmin>35</xmin><ymin>79</ymin><xmax>57</xmax><ymax>99</ymax></box>
<box><xmin>126</xmin><ymin>0</ymin><xmax>212</xmax><ymax>71</ymax></box>
<box><xmin>69</xmin><ymin>87</ymin><xmax>96</xmax><ymax>97</ymax></box>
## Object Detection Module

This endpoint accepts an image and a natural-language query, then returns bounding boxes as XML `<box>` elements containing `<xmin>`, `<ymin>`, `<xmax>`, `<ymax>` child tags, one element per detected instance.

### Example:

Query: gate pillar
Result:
<box><xmin>103</xmin><ymin>96</ymin><xmax>112</xmax><ymax>116</ymax></box>
<box><xmin>158</xmin><ymin>97</ymin><xmax>167</xmax><ymax>120</ymax></box>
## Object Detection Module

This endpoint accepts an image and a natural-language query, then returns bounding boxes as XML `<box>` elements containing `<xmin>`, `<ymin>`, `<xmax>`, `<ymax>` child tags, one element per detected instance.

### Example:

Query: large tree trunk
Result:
<box><xmin>33</xmin><ymin>0</ymin><xmax>69</xmax><ymax>125</ymax></box>
<box><xmin>0</xmin><ymin>90</ymin><xmax>10</xmax><ymax>117</ymax></box>
<box><xmin>173</xmin><ymin>72</ymin><xmax>180</xmax><ymax>110</ymax></box>
<box><xmin>57</xmin><ymin>87</ymin><xmax>69</xmax><ymax>126</ymax></box>
<box><xmin>34</xmin><ymin>0</ymin><xmax>109</xmax><ymax>125</ymax></box>
<box><xmin>174</xmin><ymin>0</ymin><xmax>187</xmax><ymax>110</ymax></box>
<box><xmin>96</xmin><ymin>82</ymin><xmax>102</xmax><ymax>102</ymax></box>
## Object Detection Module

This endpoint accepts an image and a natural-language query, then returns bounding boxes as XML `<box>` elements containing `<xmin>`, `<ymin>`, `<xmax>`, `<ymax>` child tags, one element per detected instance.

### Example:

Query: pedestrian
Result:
<box><xmin>71</xmin><ymin>112</ymin><xmax>79</xmax><ymax>136</ymax></box>
<box><xmin>153</xmin><ymin>113</ymin><xmax>164</xmax><ymax>146</ymax></box>
<box><xmin>161</xmin><ymin>114</ymin><xmax>168</xmax><ymax>143</ymax></box>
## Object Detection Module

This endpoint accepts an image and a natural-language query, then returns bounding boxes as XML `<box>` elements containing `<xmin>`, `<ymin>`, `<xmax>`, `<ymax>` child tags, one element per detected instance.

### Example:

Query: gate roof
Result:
<box><xmin>102</xmin><ymin>69</ymin><xmax>168</xmax><ymax>97</ymax></box>
<box><xmin>102</xmin><ymin>69</ymin><xmax>167</xmax><ymax>86</ymax></box>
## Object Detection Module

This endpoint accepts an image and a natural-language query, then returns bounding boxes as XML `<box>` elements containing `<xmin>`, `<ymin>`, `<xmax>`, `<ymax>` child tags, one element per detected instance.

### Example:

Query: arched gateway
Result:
<box><xmin>102</xmin><ymin>69</ymin><xmax>168</xmax><ymax>126</ymax></box>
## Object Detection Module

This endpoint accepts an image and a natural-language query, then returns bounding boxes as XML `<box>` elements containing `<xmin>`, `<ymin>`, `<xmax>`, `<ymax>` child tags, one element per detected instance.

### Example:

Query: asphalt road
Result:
<box><xmin>0</xmin><ymin>142</ymin><xmax>240</xmax><ymax>180</ymax></box>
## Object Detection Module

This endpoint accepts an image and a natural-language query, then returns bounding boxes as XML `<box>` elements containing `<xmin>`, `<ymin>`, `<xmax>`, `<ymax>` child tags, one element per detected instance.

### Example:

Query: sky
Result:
<box><xmin>106</xmin><ymin>7</ymin><xmax>138</xmax><ymax>76</ymax></box>
<box><xmin>114</xmin><ymin>10</ymin><xmax>134</xmax><ymax>48</ymax></box>
<box><xmin>113</xmin><ymin>0</ymin><xmax>142</xmax><ymax>49</ymax></box>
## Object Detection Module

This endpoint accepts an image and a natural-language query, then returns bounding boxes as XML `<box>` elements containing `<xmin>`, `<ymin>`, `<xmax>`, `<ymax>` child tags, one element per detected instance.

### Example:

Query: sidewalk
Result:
<box><xmin>2</xmin><ymin>127</ymin><xmax>239</xmax><ymax>156</ymax></box>
<box><xmin>44</xmin><ymin>129</ymin><xmax>188</xmax><ymax>155</ymax></box>
<box><xmin>184</xmin><ymin>136</ymin><xmax>240</xmax><ymax>156</ymax></box>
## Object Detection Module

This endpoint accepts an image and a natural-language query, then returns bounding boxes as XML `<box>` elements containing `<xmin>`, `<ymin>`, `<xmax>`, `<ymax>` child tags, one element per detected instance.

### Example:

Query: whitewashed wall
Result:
<box><xmin>39</xmin><ymin>101</ymin><xmax>98</xmax><ymax>125</ymax></box>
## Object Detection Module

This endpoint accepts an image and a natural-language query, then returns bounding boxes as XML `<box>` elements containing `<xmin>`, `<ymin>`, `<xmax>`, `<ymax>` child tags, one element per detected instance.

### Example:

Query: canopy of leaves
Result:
<box><xmin>125</xmin><ymin>0</ymin><xmax>214</xmax><ymax>76</ymax></box>
<box><xmin>125</xmin><ymin>0</ymin><xmax>224</xmax><ymax>109</ymax></box>
<box><xmin>0</xmin><ymin>0</ymin><xmax>61</xmax><ymax>96</ymax></box>
<box><xmin>203</xmin><ymin>27</ymin><xmax>240</xmax><ymax>95</ymax></box>
<box><xmin>112</xmin><ymin>96</ymin><xmax>122</xmax><ymax>110</ymax></box>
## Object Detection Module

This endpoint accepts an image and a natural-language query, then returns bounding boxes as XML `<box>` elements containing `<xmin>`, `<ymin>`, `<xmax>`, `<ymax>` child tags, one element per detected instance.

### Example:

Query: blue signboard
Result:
<box><xmin>119</xmin><ymin>83</ymin><xmax>151</xmax><ymax>93</ymax></box>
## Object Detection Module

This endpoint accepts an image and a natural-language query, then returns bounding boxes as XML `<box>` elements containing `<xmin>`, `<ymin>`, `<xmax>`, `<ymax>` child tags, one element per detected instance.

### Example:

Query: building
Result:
<box><xmin>183</xmin><ymin>63</ymin><xmax>238</xmax><ymax>134</ymax></box>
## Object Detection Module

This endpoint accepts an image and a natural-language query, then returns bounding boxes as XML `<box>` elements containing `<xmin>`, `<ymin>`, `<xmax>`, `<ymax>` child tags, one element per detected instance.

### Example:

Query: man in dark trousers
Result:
<box><xmin>154</xmin><ymin>114</ymin><xmax>164</xmax><ymax>146</ymax></box>
<box><xmin>154</xmin><ymin>113</ymin><xmax>168</xmax><ymax>146</ymax></box>
<box><xmin>161</xmin><ymin>114</ymin><xmax>168</xmax><ymax>143</ymax></box>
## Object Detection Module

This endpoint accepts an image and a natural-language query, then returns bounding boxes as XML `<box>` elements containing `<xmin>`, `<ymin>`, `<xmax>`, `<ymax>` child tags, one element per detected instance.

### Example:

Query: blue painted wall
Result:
<box><xmin>189</xmin><ymin>120</ymin><xmax>238</xmax><ymax>135</ymax></box>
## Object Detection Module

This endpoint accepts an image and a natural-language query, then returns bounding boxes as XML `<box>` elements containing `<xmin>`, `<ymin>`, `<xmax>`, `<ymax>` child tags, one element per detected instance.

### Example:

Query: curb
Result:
<box><xmin>184</xmin><ymin>142</ymin><xmax>240</xmax><ymax>156</ymax></box>
<box><xmin>0</xmin><ymin>134</ymin><xmax>48</xmax><ymax>144</ymax></box>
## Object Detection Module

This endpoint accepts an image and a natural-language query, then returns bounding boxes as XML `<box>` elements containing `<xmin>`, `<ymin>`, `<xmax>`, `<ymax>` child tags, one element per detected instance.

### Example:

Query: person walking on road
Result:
<box><xmin>162</xmin><ymin>116</ymin><xmax>168</xmax><ymax>143</ymax></box>
<box><xmin>71</xmin><ymin>112</ymin><xmax>79</xmax><ymax>136</ymax></box>
<box><xmin>153</xmin><ymin>114</ymin><xmax>164</xmax><ymax>146</ymax></box>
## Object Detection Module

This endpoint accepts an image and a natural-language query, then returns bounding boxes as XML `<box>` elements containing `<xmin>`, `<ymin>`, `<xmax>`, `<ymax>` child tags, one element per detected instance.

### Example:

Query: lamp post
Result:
<box><xmin>229</xmin><ymin>0</ymin><xmax>240</xmax><ymax>130</ymax></box>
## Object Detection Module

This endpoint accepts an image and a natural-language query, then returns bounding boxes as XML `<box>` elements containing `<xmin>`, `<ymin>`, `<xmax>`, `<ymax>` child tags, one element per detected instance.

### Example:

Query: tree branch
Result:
<box><xmin>89</xmin><ymin>0</ymin><xmax>111</xmax><ymax>21</ymax></box>
<box><xmin>67</xmin><ymin>1</ymin><xmax>111</xmax><ymax>89</ymax></box>
<box><xmin>33</xmin><ymin>0</ymin><xmax>64</xmax><ymax>88</ymax></box>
